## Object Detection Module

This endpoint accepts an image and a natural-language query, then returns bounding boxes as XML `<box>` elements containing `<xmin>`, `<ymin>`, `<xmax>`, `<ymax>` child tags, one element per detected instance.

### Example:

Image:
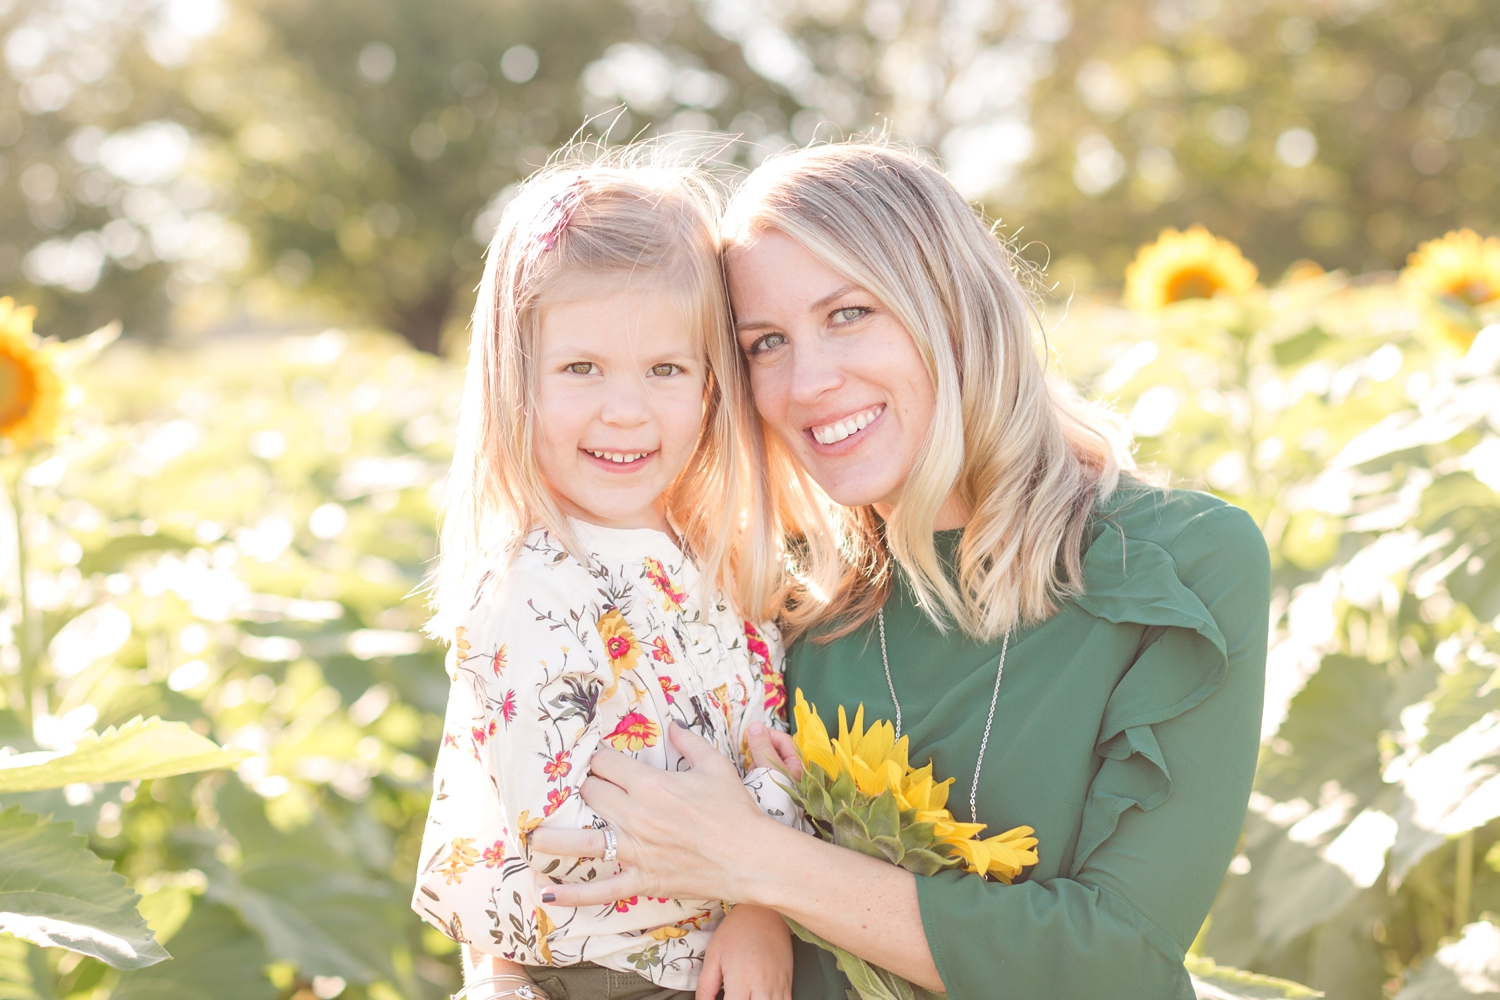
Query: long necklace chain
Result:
<box><xmin>878</xmin><ymin>608</ymin><xmax>1010</xmax><ymax>824</ymax></box>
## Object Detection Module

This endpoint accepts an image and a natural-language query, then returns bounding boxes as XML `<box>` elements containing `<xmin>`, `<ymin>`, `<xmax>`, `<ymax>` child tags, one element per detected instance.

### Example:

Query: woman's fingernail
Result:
<box><xmin>749</xmin><ymin>723</ymin><xmax>764</xmax><ymax>735</ymax></box>
<box><xmin>541</xmin><ymin>891</ymin><xmax>556</xmax><ymax>903</ymax></box>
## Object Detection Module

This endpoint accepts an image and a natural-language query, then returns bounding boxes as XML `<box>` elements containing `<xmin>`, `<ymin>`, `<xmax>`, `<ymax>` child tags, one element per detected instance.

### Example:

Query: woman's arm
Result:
<box><xmin>530</xmin><ymin>724</ymin><xmax>946</xmax><ymax>990</ymax></box>
<box><xmin>535</xmin><ymin>505</ymin><xmax>1269</xmax><ymax>998</ymax></box>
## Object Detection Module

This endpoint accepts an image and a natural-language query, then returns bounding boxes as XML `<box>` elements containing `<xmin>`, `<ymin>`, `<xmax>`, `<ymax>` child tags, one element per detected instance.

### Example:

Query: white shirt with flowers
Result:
<box><xmin>411</xmin><ymin>520</ymin><xmax>799</xmax><ymax>990</ymax></box>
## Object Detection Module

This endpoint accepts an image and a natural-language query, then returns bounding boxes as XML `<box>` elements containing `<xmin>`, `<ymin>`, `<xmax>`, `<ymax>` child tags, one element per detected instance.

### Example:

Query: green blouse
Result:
<box><xmin>785</xmin><ymin>483</ymin><xmax>1269</xmax><ymax>1000</ymax></box>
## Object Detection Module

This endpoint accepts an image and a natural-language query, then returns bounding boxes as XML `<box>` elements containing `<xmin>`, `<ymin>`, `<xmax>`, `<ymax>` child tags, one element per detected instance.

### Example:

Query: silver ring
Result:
<box><xmin>602</xmin><ymin>828</ymin><xmax>617</xmax><ymax>863</ymax></box>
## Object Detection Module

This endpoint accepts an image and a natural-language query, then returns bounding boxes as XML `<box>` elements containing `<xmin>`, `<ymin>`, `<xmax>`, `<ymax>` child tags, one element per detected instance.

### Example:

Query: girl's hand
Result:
<box><xmin>529</xmin><ymin>722</ymin><xmax>787</xmax><ymax>906</ymax></box>
<box><xmin>697</xmin><ymin>904</ymin><xmax>793</xmax><ymax>1000</ymax></box>
<box><xmin>747</xmin><ymin>723</ymin><xmax>803</xmax><ymax>781</ymax></box>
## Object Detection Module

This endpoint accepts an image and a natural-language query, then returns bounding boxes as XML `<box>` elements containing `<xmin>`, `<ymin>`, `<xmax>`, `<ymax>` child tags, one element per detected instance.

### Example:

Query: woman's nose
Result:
<box><xmin>787</xmin><ymin>336</ymin><xmax>845</xmax><ymax>405</ymax></box>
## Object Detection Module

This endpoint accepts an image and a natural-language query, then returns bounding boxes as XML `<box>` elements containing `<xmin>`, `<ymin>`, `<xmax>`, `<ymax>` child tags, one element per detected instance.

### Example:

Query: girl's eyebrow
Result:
<box><xmin>735</xmin><ymin>284</ymin><xmax>866</xmax><ymax>332</ymax></box>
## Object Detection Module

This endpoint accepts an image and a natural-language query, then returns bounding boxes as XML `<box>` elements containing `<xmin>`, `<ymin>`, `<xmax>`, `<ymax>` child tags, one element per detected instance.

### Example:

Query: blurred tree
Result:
<box><xmin>702</xmin><ymin>0</ymin><xmax>1499</xmax><ymax>290</ymax></box>
<box><xmin>1007</xmin><ymin>0</ymin><xmax>1500</xmax><ymax>289</ymax></box>
<box><xmin>0</xmin><ymin>0</ymin><xmax>800</xmax><ymax>351</ymax></box>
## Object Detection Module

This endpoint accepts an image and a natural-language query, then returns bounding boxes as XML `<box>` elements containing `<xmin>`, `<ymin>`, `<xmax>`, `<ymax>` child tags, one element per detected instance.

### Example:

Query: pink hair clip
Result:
<box><xmin>536</xmin><ymin>177</ymin><xmax>585</xmax><ymax>251</ymax></box>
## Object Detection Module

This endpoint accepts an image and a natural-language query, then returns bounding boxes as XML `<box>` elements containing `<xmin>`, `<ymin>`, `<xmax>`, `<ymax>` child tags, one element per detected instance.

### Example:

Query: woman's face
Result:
<box><xmin>727</xmin><ymin>229</ymin><xmax>936</xmax><ymax>510</ymax></box>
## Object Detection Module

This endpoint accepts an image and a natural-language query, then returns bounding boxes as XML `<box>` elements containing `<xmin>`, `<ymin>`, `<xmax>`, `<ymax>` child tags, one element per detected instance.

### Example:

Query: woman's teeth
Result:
<box><xmin>811</xmin><ymin>406</ymin><xmax>883</xmax><ymax>445</ymax></box>
<box><xmin>586</xmin><ymin>449</ymin><xmax>649</xmax><ymax>464</ymax></box>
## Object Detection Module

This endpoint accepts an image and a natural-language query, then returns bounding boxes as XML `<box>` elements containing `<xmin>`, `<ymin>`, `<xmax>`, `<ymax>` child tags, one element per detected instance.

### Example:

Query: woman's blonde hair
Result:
<box><xmin>430</xmin><ymin>148</ymin><xmax>782</xmax><ymax>637</ymax></box>
<box><xmin>721</xmin><ymin>141</ymin><xmax>1135</xmax><ymax>642</ymax></box>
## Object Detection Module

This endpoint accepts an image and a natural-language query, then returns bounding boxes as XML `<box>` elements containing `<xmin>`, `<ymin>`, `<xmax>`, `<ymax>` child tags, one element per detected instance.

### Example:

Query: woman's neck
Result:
<box><xmin>873</xmin><ymin>490</ymin><xmax>970</xmax><ymax>531</ymax></box>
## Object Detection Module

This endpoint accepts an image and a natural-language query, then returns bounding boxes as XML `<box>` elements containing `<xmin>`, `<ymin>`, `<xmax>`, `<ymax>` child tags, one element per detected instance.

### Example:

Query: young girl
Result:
<box><xmin>412</xmin><ymin>156</ymin><xmax>801</xmax><ymax>1000</ymax></box>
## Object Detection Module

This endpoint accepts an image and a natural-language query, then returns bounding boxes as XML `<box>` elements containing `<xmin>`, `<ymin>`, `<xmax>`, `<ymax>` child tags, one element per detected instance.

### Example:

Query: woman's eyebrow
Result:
<box><xmin>734</xmin><ymin>284</ymin><xmax>867</xmax><ymax>332</ymax></box>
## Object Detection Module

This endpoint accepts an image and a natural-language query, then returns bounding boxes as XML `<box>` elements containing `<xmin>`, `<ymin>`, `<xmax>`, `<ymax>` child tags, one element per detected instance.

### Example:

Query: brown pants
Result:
<box><xmin>523</xmin><ymin>962</ymin><xmax>695</xmax><ymax>1000</ymax></box>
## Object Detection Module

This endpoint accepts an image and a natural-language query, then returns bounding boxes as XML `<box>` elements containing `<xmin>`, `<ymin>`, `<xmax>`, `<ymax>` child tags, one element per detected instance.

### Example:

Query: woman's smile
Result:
<box><xmin>806</xmin><ymin>403</ymin><xmax>885</xmax><ymax>449</ymax></box>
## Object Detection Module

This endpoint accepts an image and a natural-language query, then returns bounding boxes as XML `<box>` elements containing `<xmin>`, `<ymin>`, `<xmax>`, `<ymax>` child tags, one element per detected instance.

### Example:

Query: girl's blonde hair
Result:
<box><xmin>721</xmin><ymin>141</ymin><xmax>1135</xmax><ymax>642</ymax></box>
<box><xmin>431</xmin><ymin>148</ymin><xmax>782</xmax><ymax>636</ymax></box>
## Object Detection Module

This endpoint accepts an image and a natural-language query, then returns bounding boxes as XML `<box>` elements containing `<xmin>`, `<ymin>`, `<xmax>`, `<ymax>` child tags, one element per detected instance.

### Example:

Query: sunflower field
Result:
<box><xmin>0</xmin><ymin>316</ymin><xmax>465</xmax><ymax>1000</ymax></box>
<box><xmin>1</xmin><ymin>224</ymin><xmax>1499</xmax><ymax>1000</ymax></box>
<box><xmin>1056</xmin><ymin>227</ymin><xmax>1500</xmax><ymax>999</ymax></box>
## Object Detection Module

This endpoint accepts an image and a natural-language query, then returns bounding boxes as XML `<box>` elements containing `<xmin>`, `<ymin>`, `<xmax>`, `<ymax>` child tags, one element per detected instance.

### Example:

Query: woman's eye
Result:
<box><xmin>649</xmin><ymin>363</ymin><xmax>681</xmax><ymax>377</ymax></box>
<box><xmin>746</xmin><ymin>332</ymin><xmax>787</xmax><ymax>356</ymax></box>
<box><xmin>565</xmin><ymin>362</ymin><xmax>596</xmax><ymax>375</ymax></box>
<box><xmin>832</xmin><ymin>306</ymin><xmax>870</xmax><ymax>325</ymax></box>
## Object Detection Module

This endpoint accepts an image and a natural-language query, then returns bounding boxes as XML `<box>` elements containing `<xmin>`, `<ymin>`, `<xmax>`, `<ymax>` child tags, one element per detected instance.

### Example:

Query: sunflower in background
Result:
<box><xmin>0</xmin><ymin>297</ymin><xmax>64</xmax><ymax>452</ymax></box>
<box><xmin>1401</xmin><ymin>229</ymin><xmax>1500</xmax><ymax>350</ymax></box>
<box><xmin>1123</xmin><ymin>225</ymin><xmax>1258</xmax><ymax>310</ymax></box>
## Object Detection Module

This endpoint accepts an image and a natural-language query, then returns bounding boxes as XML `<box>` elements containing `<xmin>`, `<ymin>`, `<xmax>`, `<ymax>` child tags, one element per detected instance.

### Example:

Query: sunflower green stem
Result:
<box><xmin>9</xmin><ymin>461</ymin><xmax>37</xmax><ymax>728</ymax></box>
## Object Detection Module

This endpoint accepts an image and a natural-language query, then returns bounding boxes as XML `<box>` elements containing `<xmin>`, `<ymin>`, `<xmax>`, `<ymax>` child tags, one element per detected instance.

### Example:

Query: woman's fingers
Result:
<box><xmin>535</xmin><ymin>870</ymin><xmax>640</xmax><ymax>908</ymax></box>
<box><xmin>668</xmin><ymin>721</ymin><xmax>742</xmax><ymax>776</ymax></box>
<box><xmin>746</xmin><ymin>725</ymin><xmax>803</xmax><ymax>780</ymax></box>
<box><xmin>768</xmin><ymin>729</ymin><xmax>803</xmax><ymax>780</ymax></box>
<box><xmin>586</xmin><ymin>746</ymin><xmax>658</xmax><ymax>788</ymax></box>
<box><xmin>526</xmin><ymin>826</ymin><xmax>606</xmax><ymax>859</ymax></box>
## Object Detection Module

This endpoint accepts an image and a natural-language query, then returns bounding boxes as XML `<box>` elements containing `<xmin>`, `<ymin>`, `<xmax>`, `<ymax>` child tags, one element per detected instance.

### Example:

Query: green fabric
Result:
<box><xmin>785</xmin><ymin>483</ymin><xmax>1269</xmax><ymax>1000</ymax></box>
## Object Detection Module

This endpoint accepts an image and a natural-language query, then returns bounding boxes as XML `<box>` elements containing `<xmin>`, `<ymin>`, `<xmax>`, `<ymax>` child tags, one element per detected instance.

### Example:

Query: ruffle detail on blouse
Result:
<box><xmin>1068</xmin><ymin>517</ymin><xmax>1229</xmax><ymax>877</ymax></box>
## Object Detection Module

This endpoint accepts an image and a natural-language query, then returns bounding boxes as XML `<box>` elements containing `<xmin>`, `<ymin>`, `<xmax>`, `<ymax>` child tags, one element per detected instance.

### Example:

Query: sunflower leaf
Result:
<box><xmin>865</xmin><ymin>790</ymin><xmax>901</xmax><ymax>841</ymax></box>
<box><xmin>897</xmin><ymin>848</ymin><xmax>954</xmax><ymax>877</ymax></box>
<box><xmin>0</xmin><ymin>716</ymin><xmax>248</xmax><ymax>793</ymax></box>
<box><xmin>0</xmin><ymin>806</ymin><xmax>168</xmax><ymax>970</ymax></box>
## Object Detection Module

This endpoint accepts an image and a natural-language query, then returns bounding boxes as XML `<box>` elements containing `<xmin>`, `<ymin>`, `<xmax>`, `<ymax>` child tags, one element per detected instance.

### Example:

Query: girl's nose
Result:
<box><xmin>598</xmin><ymin>375</ymin><xmax>652</xmax><ymax>427</ymax></box>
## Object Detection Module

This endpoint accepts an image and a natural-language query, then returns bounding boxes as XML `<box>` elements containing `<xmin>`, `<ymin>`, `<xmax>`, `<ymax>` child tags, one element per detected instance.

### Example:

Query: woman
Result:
<box><xmin>532</xmin><ymin>141</ymin><xmax>1269</xmax><ymax>1000</ymax></box>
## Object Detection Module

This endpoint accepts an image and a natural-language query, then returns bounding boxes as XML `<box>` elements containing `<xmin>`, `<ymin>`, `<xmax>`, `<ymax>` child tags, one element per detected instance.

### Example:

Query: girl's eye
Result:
<box><xmin>832</xmin><ymin>306</ymin><xmax>870</xmax><ymax>325</ymax></box>
<box><xmin>649</xmin><ymin>363</ymin><xmax>682</xmax><ymax>377</ymax></box>
<box><xmin>565</xmin><ymin>362</ymin><xmax>596</xmax><ymax>375</ymax></box>
<box><xmin>746</xmin><ymin>332</ymin><xmax>787</xmax><ymax>356</ymax></box>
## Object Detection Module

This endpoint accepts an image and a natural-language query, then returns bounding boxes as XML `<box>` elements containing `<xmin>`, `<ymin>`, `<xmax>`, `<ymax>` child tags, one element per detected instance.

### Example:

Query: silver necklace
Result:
<box><xmin>878</xmin><ymin>608</ymin><xmax>1010</xmax><ymax>824</ymax></box>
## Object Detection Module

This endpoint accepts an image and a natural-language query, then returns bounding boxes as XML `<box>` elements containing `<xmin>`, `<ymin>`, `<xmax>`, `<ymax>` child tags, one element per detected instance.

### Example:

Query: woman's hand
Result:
<box><xmin>697</xmin><ymin>904</ymin><xmax>793</xmax><ymax>1000</ymax></box>
<box><xmin>529</xmin><ymin>722</ymin><xmax>788</xmax><ymax>906</ymax></box>
<box><xmin>746</xmin><ymin>722</ymin><xmax>803</xmax><ymax>781</ymax></box>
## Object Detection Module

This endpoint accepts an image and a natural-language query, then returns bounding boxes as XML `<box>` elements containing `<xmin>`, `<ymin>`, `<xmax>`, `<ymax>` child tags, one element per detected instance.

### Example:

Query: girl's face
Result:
<box><xmin>728</xmin><ymin>229</ymin><xmax>938</xmax><ymax>514</ymax></box>
<box><xmin>534</xmin><ymin>284</ymin><xmax>706</xmax><ymax>533</ymax></box>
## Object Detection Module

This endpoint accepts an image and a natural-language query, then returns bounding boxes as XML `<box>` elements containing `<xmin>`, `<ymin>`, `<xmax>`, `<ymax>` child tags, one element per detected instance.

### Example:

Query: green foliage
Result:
<box><xmin>783</xmin><ymin>917</ymin><xmax>946</xmax><ymax>1000</ymax></box>
<box><xmin>781</xmin><ymin>762</ymin><xmax>957</xmax><ymax>877</ymax></box>
<box><xmin>0</xmin><ymin>717</ymin><xmax>247</xmax><ymax>793</ymax></box>
<box><xmin>1051</xmin><ymin>268</ymin><xmax>1500</xmax><ymax>997</ymax></box>
<box><xmin>0</xmin><ymin>330</ymin><xmax>459</xmax><ymax>998</ymax></box>
<box><xmin>1186</xmin><ymin>956</ymin><xmax>1324</xmax><ymax>999</ymax></box>
<box><xmin>0</xmin><ymin>806</ymin><xmax>167</xmax><ymax>970</ymax></box>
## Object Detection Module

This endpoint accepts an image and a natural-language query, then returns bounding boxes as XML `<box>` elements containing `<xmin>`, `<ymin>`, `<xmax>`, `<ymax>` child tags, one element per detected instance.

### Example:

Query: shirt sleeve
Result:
<box><xmin>915</xmin><ymin>504</ymin><xmax>1270</xmax><ymax>1000</ymax></box>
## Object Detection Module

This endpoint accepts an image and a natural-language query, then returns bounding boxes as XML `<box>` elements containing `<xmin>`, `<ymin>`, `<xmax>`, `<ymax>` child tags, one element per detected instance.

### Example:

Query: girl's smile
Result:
<box><xmin>534</xmin><ymin>285</ymin><xmax>705</xmax><ymax>533</ymax></box>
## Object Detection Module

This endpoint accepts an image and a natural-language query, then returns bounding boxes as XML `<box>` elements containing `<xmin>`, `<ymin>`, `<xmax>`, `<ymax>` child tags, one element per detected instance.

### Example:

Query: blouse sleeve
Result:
<box><xmin>914</xmin><ymin>504</ymin><xmax>1270</xmax><ymax>1000</ymax></box>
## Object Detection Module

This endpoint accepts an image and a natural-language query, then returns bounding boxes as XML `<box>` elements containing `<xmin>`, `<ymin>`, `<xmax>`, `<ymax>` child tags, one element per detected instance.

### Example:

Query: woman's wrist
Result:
<box><xmin>722</xmin><ymin>812</ymin><xmax>821</xmax><ymax>909</ymax></box>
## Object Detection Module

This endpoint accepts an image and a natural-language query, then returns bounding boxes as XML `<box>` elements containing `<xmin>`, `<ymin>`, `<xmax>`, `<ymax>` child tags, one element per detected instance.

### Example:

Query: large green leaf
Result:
<box><xmin>0</xmin><ymin>717</ymin><xmax>247</xmax><ymax>793</ymax></box>
<box><xmin>0</xmin><ymin>806</ymin><xmax>167</xmax><ymax>970</ymax></box>
<box><xmin>191</xmin><ymin>782</ymin><xmax>402</xmax><ymax>984</ymax></box>
<box><xmin>1395</xmin><ymin>920</ymin><xmax>1500</xmax><ymax>999</ymax></box>
<box><xmin>111</xmin><ymin>901</ymin><xmax>276</xmax><ymax>1000</ymax></box>
<box><xmin>1187</xmin><ymin>956</ymin><xmax>1323</xmax><ymax>999</ymax></box>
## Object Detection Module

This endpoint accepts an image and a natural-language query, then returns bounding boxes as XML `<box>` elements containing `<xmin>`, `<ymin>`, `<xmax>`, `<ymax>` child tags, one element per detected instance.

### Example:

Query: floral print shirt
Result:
<box><xmin>411</xmin><ymin>521</ymin><xmax>799</xmax><ymax>991</ymax></box>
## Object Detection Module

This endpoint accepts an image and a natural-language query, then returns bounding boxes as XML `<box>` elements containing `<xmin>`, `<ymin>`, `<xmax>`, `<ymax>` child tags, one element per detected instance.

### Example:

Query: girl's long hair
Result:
<box><xmin>430</xmin><ymin>147</ymin><xmax>782</xmax><ymax>637</ymax></box>
<box><xmin>721</xmin><ymin>141</ymin><xmax>1136</xmax><ymax>642</ymax></box>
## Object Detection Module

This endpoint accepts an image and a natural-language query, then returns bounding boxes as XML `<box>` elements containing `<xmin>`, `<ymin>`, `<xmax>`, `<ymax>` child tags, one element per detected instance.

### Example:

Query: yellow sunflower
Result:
<box><xmin>1402</xmin><ymin>229</ymin><xmax>1500</xmax><ymax>349</ymax></box>
<box><xmin>0</xmin><ymin>298</ymin><xmax>64</xmax><ymax>450</ymax></box>
<box><xmin>1123</xmin><ymin>225</ymin><xmax>1258</xmax><ymax>310</ymax></box>
<box><xmin>941</xmin><ymin>825</ymin><xmax>1039</xmax><ymax>884</ymax></box>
